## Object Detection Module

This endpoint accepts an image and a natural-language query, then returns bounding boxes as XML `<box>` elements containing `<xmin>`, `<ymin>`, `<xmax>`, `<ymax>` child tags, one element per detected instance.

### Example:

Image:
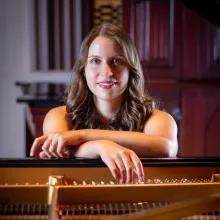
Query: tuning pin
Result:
<box><xmin>155</xmin><ymin>179</ymin><xmax>163</xmax><ymax>184</ymax></box>
<box><xmin>101</xmin><ymin>181</ymin><xmax>105</xmax><ymax>185</ymax></box>
<box><xmin>180</xmin><ymin>179</ymin><xmax>184</xmax><ymax>183</ymax></box>
<box><xmin>82</xmin><ymin>181</ymin><xmax>87</xmax><ymax>185</ymax></box>
<box><xmin>137</xmin><ymin>179</ymin><xmax>144</xmax><ymax>184</ymax></box>
<box><xmin>146</xmin><ymin>179</ymin><xmax>151</xmax><ymax>184</ymax></box>
<box><xmin>193</xmin><ymin>179</ymin><xmax>197</xmax><ymax>183</ymax></box>
<box><xmin>164</xmin><ymin>179</ymin><xmax>169</xmax><ymax>183</ymax></box>
<box><xmin>73</xmin><ymin>181</ymin><xmax>78</xmax><ymax>185</ymax></box>
<box><xmin>110</xmin><ymin>181</ymin><xmax>115</xmax><ymax>184</ymax></box>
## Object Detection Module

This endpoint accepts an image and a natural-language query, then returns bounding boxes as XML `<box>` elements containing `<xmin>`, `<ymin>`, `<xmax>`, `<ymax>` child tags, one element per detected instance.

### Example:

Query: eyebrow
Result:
<box><xmin>88</xmin><ymin>54</ymin><xmax>125</xmax><ymax>58</ymax></box>
<box><xmin>88</xmin><ymin>55</ymin><xmax>100</xmax><ymax>58</ymax></box>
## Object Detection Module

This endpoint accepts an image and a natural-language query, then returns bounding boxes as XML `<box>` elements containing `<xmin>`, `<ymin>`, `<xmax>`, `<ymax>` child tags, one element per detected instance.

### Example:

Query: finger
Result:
<box><xmin>121</xmin><ymin>153</ymin><xmax>133</xmax><ymax>184</ymax></box>
<box><xmin>102</xmin><ymin>158</ymin><xmax>119</xmax><ymax>180</ymax></box>
<box><xmin>130</xmin><ymin>154</ymin><xmax>144</xmax><ymax>182</ymax></box>
<box><xmin>41</xmin><ymin>136</ymin><xmax>53</xmax><ymax>158</ymax></box>
<box><xmin>63</xmin><ymin>146</ymin><xmax>74</xmax><ymax>158</ymax></box>
<box><xmin>39</xmin><ymin>151</ymin><xmax>49</xmax><ymax>159</ymax></box>
<box><xmin>49</xmin><ymin>139</ymin><xmax>59</xmax><ymax>158</ymax></box>
<box><xmin>30</xmin><ymin>136</ymin><xmax>48</xmax><ymax>156</ymax></box>
<box><xmin>57</xmin><ymin>137</ymin><xmax>67</xmax><ymax>157</ymax></box>
<box><xmin>114</xmin><ymin>156</ymin><xmax>126</xmax><ymax>184</ymax></box>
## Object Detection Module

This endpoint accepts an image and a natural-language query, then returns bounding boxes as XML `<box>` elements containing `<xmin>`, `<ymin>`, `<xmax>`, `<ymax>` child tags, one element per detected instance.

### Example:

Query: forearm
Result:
<box><xmin>79</xmin><ymin>129</ymin><xmax>177</xmax><ymax>157</ymax></box>
<box><xmin>72</xmin><ymin>140</ymin><xmax>101</xmax><ymax>159</ymax></box>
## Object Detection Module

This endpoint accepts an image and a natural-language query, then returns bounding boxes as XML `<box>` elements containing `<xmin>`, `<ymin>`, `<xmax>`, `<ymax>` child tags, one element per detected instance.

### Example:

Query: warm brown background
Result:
<box><xmin>121</xmin><ymin>0</ymin><xmax>220</xmax><ymax>157</ymax></box>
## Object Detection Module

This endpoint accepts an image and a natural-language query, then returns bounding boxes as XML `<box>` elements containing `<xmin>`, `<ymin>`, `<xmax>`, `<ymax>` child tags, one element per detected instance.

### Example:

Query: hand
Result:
<box><xmin>30</xmin><ymin>131</ymin><xmax>83</xmax><ymax>158</ymax></box>
<box><xmin>96</xmin><ymin>140</ymin><xmax>144</xmax><ymax>184</ymax></box>
<box><xmin>38</xmin><ymin>148</ymin><xmax>75</xmax><ymax>159</ymax></box>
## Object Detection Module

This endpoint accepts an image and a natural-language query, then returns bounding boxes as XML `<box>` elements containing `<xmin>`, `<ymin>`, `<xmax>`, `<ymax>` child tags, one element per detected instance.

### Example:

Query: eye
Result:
<box><xmin>90</xmin><ymin>59</ymin><xmax>101</xmax><ymax>65</ymax></box>
<box><xmin>112</xmin><ymin>58</ymin><xmax>123</xmax><ymax>65</ymax></box>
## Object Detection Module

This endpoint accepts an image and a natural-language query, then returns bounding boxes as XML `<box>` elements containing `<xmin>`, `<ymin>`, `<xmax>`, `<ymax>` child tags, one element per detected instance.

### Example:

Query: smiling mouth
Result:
<box><xmin>97</xmin><ymin>81</ymin><xmax>117</xmax><ymax>89</ymax></box>
<box><xmin>97</xmin><ymin>82</ymin><xmax>117</xmax><ymax>86</ymax></box>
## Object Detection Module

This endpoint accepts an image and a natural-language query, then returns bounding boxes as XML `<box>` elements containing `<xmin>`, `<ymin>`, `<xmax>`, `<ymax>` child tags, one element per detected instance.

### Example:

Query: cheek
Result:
<box><xmin>85</xmin><ymin>75</ymin><xmax>95</xmax><ymax>92</ymax></box>
<box><xmin>85</xmin><ymin>66</ymin><xmax>99</xmax><ymax>80</ymax></box>
<box><xmin>85</xmin><ymin>73</ymin><xmax>98</xmax><ymax>83</ymax></box>
<box><xmin>120</xmin><ymin>70</ymin><xmax>129</xmax><ymax>84</ymax></box>
<box><xmin>84</xmin><ymin>72</ymin><xmax>98</xmax><ymax>90</ymax></box>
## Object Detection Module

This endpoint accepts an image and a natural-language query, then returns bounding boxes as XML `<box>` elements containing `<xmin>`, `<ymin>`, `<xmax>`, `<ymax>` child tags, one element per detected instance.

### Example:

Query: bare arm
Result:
<box><xmin>31</xmin><ymin>106</ymin><xmax>178</xmax><ymax>158</ymax></box>
<box><xmin>33</xmin><ymin>106</ymin><xmax>145</xmax><ymax>183</ymax></box>
<box><xmin>42</xmin><ymin>106</ymin><xmax>73</xmax><ymax>134</ymax></box>
<box><xmin>31</xmin><ymin>106</ymin><xmax>177</xmax><ymax>182</ymax></box>
<box><xmin>30</xmin><ymin>106</ymin><xmax>75</xmax><ymax>157</ymax></box>
<box><xmin>79</xmin><ymin>110</ymin><xmax>178</xmax><ymax>157</ymax></box>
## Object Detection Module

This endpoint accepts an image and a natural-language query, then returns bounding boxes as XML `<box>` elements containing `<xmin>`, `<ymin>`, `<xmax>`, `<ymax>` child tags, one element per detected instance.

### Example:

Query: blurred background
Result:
<box><xmin>0</xmin><ymin>0</ymin><xmax>219</xmax><ymax>158</ymax></box>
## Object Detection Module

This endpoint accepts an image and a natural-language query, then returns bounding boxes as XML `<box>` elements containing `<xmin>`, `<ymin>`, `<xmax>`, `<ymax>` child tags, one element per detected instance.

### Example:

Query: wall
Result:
<box><xmin>0</xmin><ymin>0</ymin><xmax>72</xmax><ymax>157</ymax></box>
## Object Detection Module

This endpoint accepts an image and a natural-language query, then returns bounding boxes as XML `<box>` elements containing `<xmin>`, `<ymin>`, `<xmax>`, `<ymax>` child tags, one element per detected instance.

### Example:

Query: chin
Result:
<box><xmin>98</xmin><ymin>93</ymin><xmax>124</xmax><ymax>102</ymax></box>
<box><xmin>92</xmin><ymin>90</ymin><xmax>124</xmax><ymax>102</ymax></box>
<box><xmin>99</xmin><ymin>96</ymin><xmax>117</xmax><ymax>101</ymax></box>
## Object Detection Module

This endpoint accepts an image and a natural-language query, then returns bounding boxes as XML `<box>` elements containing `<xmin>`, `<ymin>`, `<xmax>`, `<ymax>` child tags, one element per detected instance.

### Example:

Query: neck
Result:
<box><xmin>94</xmin><ymin>96</ymin><xmax>124</xmax><ymax>122</ymax></box>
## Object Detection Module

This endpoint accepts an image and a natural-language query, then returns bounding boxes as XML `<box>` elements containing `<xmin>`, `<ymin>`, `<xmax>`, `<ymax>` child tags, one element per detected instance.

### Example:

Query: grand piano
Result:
<box><xmin>1</xmin><ymin>157</ymin><xmax>220</xmax><ymax>220</ymax></box>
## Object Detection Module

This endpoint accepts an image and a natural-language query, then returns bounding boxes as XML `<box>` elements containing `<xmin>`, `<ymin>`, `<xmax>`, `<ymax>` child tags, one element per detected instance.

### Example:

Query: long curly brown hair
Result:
<box><xmin>66</xmin><ymin>23</ymin><xmax>155</xmax><ymax>131</ymax></box>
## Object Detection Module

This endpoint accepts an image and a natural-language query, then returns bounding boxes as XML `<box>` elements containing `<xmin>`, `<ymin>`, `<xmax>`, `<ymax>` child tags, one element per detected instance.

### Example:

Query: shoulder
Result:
<box><xmin>143</xmin><ymin>109</ymin><xmax>178</xmax><ymax>140</ymax></box>
<box><xmin>148</xmin><ymin>109</ymin><xmax>176</xmax><ymax>124</ymax></box>
<box><xmin>43</xmin><ymin>106</ymin><xmax>73</xmax><ymax>134</ymax></box>
<box><xmin>45</xmin><ymin>106</ymin><xmax>67</xmax><ymax>118</ymax></box>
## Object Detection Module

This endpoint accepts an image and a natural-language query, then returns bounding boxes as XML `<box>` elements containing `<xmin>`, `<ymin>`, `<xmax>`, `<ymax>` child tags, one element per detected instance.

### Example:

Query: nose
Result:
<box><xmin>101</xmin><ymin>63</ymin><xmax>113</xmax><ymax>78</ymax></box>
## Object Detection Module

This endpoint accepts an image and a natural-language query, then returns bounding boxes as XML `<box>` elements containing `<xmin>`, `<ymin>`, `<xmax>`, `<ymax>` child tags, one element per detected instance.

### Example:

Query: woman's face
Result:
<box><xmin>84</xmin><ymin>36</ymin><xmax>130</xmax><ymax>104</ymax></box>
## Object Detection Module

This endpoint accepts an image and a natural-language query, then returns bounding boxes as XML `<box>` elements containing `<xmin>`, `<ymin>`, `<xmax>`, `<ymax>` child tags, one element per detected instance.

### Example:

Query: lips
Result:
<box><xmin>97</xmin><ymin>81</ymin><xmax>117</xmax><ymax>89</ymax></box>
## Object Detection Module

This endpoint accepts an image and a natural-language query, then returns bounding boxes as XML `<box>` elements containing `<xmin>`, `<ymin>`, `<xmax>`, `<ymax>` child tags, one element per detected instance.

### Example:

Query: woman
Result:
<box><xmin>30</xmin><ymin>23</ymin><xmax>178</xmax><ymax>183</ymax></box>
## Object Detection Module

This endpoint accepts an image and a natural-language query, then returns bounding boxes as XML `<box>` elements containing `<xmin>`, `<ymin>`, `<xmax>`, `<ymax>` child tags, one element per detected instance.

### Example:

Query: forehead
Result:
<box><xmin>88</xmin><ymin>36</ymin><xmax>123</xmax><ymax>56</ymax></box>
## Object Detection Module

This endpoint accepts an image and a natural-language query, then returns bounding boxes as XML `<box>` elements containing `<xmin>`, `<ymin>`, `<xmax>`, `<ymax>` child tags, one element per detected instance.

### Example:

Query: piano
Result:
<box><xmin>1</xmin><ymin>157</ymin><xmax>220</xmax><ymax>220</ymax></box>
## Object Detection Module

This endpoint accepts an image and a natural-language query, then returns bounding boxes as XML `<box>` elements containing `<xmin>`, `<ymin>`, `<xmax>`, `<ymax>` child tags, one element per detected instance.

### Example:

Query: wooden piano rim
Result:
<box><xmin>1</xmin><ymin>157</ymin><xmax>220</xmax><ymax>168</ymax></box>
<box><xmin>53</xmin><ymin>182</ymin><xmax>220</xmax><ymax>203</ymax></box>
